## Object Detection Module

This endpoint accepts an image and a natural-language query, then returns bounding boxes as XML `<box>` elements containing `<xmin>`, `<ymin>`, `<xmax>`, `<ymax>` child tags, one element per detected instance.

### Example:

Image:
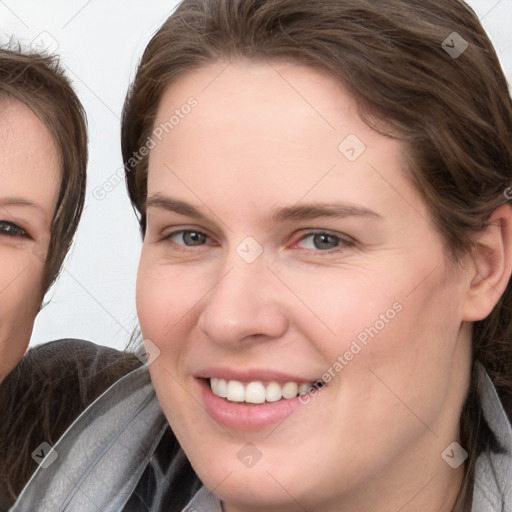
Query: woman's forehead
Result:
<box><xmin>147</xmin><ymin>61</ymin><xmax>419</xmax><ymax>220</ymax></box>
<box><xmin>0</xmin><ymin>99</ymin><xmax>60</xmax><ymax>215</ymax></box>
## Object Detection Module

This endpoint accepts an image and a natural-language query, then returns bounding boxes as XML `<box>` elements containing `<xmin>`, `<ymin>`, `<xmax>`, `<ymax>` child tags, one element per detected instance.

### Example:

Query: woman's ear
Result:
<box><xmin>462</xmin><ymin>204</ymin><xmax>512</xmax><ymax>321</ymax></box>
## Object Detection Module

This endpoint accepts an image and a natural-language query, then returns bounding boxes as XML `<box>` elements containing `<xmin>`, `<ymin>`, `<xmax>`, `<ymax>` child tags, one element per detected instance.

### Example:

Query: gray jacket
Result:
<box><xmin>11</xmin><ymin>363</ymin><xmax>512</xmax><ymax>511</ymax></box>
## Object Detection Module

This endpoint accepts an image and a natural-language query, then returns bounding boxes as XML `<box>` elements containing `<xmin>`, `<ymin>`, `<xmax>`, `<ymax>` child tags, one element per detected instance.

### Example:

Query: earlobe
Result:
<box><xmin>462</xmin><ymin>204</ymin><xmax>512</xmax><ymax>321</ymax></box>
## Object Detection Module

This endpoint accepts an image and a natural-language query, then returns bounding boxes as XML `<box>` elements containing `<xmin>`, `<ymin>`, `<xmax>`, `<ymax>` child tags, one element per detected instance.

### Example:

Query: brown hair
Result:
<box><xmin>122</xmin><ymin>0</ymin><xmax>512</xmax><ymax>507</ymax></box>
<box><xmin>0</xmin><ymin>46</ymin><xmax>87</xmax><ymax>295</ymax></box>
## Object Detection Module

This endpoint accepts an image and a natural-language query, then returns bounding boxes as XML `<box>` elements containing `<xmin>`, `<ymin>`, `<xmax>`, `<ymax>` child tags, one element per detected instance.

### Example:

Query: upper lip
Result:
<box><xmin>195</xmin><ymin>367</ymin><xmax>322</xmax><ymax>384</ymax></box>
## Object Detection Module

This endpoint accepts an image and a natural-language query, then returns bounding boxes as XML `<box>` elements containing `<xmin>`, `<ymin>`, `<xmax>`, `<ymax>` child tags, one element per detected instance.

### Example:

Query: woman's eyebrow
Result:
<box><xmin>272</xmin><ymin>203</ymin><xmax>382</xmax><ymax>223</ymax></box>
<box><xmin>145</xmin><ymin>195</ymin><xmax>207</xmax><ymax>219</ymax></box>
<box><xmin>0</xmin><ymin>197</ymin><xmax>49</xmax><ymax>224</ymax></box>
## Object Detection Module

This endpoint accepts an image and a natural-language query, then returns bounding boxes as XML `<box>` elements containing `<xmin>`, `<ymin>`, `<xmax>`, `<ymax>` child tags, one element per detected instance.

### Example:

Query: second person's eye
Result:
<box><xmin>168</xmin><ymin>230</ymin><xmax>210</xmax><ymax>246</ymax></box>
<box><xmin>295</xmin><ymin>232</ymin><xmax>352</xmax><ymax>251</ymax></box>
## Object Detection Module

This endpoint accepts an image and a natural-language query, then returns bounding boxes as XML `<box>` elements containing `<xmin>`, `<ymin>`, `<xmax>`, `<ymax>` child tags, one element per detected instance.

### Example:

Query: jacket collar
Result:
<box><xmin>472</xmin><ymin>362</ymin><xmax>512</xmax><ymax>510</ymax></box>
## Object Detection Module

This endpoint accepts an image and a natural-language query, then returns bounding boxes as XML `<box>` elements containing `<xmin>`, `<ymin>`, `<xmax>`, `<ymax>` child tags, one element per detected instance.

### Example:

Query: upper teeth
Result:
<box><xmin>210</xmin><ymin>378</ymin><xmax>316</xmax><ymax>404</ymax></box>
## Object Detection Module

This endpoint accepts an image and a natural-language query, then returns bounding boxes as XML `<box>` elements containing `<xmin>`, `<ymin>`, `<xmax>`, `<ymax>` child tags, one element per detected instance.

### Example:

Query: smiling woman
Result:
<box><xmin>0</xmin><ymin>97</ymin><xmax>60</xmax><ymax>379</ymax></box>
<box><xmin>11</xmin><ymin>1</ymin><xmax>512</xmax><ymax>511</ymax></box>
<box><xmin>0</xmin><ymin>48</ymin><xmax>87</xmax><ymax>381</ymax></box>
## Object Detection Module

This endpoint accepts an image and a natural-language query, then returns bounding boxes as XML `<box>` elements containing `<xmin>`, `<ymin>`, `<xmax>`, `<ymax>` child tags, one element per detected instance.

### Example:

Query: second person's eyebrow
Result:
<box><xmin>272</xmin><ymin>203</ymin><xmax>382</xmax><ymax>223</ymax></box>
<box><xmin>145</xmin><ymin>195</ymin><xmax>207</xmax><ymax>219</ymax></box>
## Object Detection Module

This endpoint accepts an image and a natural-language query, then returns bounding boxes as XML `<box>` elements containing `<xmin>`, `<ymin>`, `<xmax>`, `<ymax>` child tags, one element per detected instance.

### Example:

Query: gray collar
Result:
<box><xmin>182</xmin><ymin>486</ymin><xmax>223</xmax><ymax>512</ymax></box>
<box><xmin>472</xmin><ymin>362</ymin><xmax>512</xmax><ymax>510</ymax></box>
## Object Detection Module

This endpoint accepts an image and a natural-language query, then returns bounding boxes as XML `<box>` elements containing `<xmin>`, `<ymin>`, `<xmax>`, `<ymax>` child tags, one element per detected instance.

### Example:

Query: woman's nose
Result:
<box><xmin>197</xmin><ymin>258</ymin><xmax>289</xmax><ymax>349</ymax></box>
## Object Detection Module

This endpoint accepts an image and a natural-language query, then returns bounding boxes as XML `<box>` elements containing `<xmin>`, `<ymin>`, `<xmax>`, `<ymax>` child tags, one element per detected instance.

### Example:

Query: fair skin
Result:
<box><xmin>0</xmin><ymin>97</ymin><xmax>59</xmax><ymax>381</ymax></box>
<box><xmin>137</xmin><ymin>61</ymin><xmax>512</xmax><ymax>512</ymax></box>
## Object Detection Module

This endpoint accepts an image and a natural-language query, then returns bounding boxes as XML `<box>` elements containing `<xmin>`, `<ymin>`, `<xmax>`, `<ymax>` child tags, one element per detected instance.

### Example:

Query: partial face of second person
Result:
<box><xmin>137</xmin><ymin>61</ymin><xmax>486</xmax><ymax>512</ymax></box>
<box><xmin>0</xmin><ymin>97</ymin><xmax>59</xmax><ymax>381</ymax></box>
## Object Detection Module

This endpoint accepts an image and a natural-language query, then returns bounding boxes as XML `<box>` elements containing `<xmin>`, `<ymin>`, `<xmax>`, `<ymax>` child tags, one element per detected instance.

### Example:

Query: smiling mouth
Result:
<box><xmin>209</xmin><ymin>378</ymin><xmax>325</xmax><ymax>404</ymax></box>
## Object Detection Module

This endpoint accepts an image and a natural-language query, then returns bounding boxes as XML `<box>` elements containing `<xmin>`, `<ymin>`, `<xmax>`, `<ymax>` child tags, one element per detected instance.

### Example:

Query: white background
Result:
<box><xmin>0</xmin><ymin>0</ymin><xmax>511</xmax><ymax>351</ymax></box>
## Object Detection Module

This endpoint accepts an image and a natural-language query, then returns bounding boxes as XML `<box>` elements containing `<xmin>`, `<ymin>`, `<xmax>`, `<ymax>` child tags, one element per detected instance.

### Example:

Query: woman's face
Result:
<box><xmin>0</xmin><ymin>98</ymin><xmax>59</xmax><ymax>381</ymax></box>
<box><xmin>138</xmin><ymin>62</ymin><xmax>475</xmax><ymax>511</ymax></box>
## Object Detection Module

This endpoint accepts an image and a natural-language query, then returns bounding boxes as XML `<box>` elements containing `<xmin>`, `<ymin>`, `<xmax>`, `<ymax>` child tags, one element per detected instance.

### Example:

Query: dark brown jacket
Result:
<box><xmin>0</xmin><ymin>339</ymin><xmax>141</xmax><ymax>509</ymax></box>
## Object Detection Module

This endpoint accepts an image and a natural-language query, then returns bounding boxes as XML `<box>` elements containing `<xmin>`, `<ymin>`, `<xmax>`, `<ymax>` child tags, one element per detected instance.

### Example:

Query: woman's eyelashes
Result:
<box><xmin>0</xmin><ymin>220</ymin><xmax>28</xmax><ymax>238</ymax></box>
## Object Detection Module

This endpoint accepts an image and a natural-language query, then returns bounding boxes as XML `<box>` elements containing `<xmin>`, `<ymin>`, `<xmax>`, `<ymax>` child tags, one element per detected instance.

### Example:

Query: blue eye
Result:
<box><xmin>296</xmin><ymin>232</ymin><xmax>350</xmax><ymax>251</ymax></box>
<box><xmin>0</xmin><ymin>220</ymin><xmax>27</xmax><ymax>237</ymax></box>
<box><xmin>169</xmin><ymin>230</ymin><xmax>209</xmax><ymax>246</ymax></box>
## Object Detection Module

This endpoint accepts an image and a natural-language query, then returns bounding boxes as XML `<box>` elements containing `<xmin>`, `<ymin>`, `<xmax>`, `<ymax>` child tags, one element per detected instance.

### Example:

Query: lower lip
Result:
<box><xmin>199</xmin><ymin>379</ymin><xmax>309</xmax><ymax>430</ymax></box>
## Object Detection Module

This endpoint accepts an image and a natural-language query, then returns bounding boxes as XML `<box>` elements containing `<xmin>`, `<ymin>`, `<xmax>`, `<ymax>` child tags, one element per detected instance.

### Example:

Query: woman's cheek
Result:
<box><xmin>0</xmin><ymin>249</ymin><xmax>39</xmax><ymax>315</ymax></box>
<box><xmin>0</xmin><ymin>252</ymin><xmax>44</xmax><ymax>378</ymax></box>
<box><xmin>137</xmin><ymin>260</ymin><xmax>186</xmax><ymax>342</ymax></box>
<box><xmin>136</xmin><ymin>268</ymin><xmax>164</xmax><ymax>338</ymax></box>
<box><xmin>289</xmin><ymin>269</ymin><xmax>401</xmax><ymax>346</ymax></box>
